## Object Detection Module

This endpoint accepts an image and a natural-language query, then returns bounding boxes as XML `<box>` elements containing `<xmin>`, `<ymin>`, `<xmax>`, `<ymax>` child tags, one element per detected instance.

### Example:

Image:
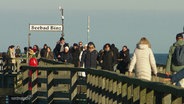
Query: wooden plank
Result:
<box><xmin>140</xmin><ymin>87</ymin><xmax>146</xmax><ymax>104</ymax></box>
<box><xmin>121</xmin><ymin>82</ymin><xmax>127</xmax><ymax>98</ymax></box>
<box><xmin>117</xmin><ymin>82</ymin><xmax>122</xmax><ymax>96</ymax></box>
<box><xmin>113</xmin><ymin>80</ymin><xmax>117</xmax><ymax>94</ymax></box>
<box><xmin>102</xmin><ymin>95</ymin><xmax>106</xmax><ymax>104</ymax></box>
<box><xmin>162</xmin><ymin>93</ymin><xmax>171</xmax><ymax>104</ymax></box>
<box><xmin>172</xmin><ymin>95</ymin><xmax>182</xmax><ymax>104</ymax></box>
<box><xmin>102</xmin><ymin>77</ymin><xmax>106</xmax><ymax>90</ymax></box>
<box><xmin>105</xmin><ymin>78</ymin><xmax>109</xmax><ymax>91</ymax></box>
<box><xmin>127</xmin><ymin>83</ymin><xmax>133</xmax><ymax>103</ymax></box>
<box><xmin>146</xmin><ymin>89</ymin><xmax>154</xmax><ymax>104</ymax></box>
<box><xmin>133</xmin><ymin>85</ymin><xmax>140</xmax><ymax>103</ymax></box>
<box><xmin>109</xmin><ymin>79</ymin><xmax>113</xmax><ymax>92</ymax></box>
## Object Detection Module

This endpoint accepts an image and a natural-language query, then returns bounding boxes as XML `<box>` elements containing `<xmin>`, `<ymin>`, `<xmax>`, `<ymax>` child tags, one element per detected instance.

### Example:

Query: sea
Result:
<box><xmin>130</xmin><ymin>53</ymin><xmax>168</xmax><ymax>65</ymax></box>
<box><xmin>154</xmin><ymin>53</ymin><xmax>168</xmax><ymax>65</ymax></box>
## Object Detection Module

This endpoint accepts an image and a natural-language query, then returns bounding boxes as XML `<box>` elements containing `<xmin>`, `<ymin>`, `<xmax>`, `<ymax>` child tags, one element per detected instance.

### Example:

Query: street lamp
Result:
<box><xmin>27</xmin><ymin>33</ymin><xmax>31</xmax><ymax>63</ymax></box>
<box><xmin>59</xmin><ymin>6</ymin><xmax>64</xmax><ymax>37</ymax></box>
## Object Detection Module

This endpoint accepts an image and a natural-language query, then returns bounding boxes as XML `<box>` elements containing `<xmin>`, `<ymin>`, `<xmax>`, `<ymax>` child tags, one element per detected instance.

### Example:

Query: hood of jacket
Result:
<box><xmin>137</xmin><ymin>44</ymin><xmax>149</xmax><ymax>50</ymax></box>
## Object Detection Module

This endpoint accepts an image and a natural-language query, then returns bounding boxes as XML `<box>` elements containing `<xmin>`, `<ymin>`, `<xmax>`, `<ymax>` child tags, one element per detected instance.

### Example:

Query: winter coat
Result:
<box><xmin>166</xmin><ymin>40</ymin><xmax>184</xmax><ymax>73</ymax></box>
<box><xmin>60</xmin><ymin>52</ymin><xmax>73</xmax><ymax>63</ymax></box>
<box><xmin>111</xmin><ymin>45</ymin><xmax>119</xmax><ymax>64</ymax></box>
<box><xmin>44</xmin><ymin>52</ymin><xmax>54</xmax><ymax>60</ymax></box>
<box><xmin>101</xmin><ymin>50</ymin><xmax>115</xmax><ymax>71</ymax></box>
<box><xmin>70</xmin><ymin>48</ymin><xmax>80</xmax><ymax>67</ymax></box>
<box><xmin>54</xmin><ymin>43</ymin><xmax>69</xmax><ymax>57</ymax></box>
<box><xmin>117</xmin><ymin>49</ymin><xmax>130</xmax><ymax>73</ymax></box>
<box><xmin>129</xmin><ymin>44</ymin><xmax>157</xmax><ymax>81</ymax></box>
<box><xmin>81</xmin><ymin>50</ymin><xmax>98</xmax><ymax>69</ymax></box>
<box><xmin>40</xmin><ymin>48</ymin><xmax>47</xmax><ymax>57</ymax></box>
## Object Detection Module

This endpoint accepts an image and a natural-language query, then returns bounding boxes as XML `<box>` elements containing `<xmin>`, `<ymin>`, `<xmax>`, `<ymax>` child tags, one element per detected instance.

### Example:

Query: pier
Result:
<box><xmin>0</xmin><ymin>58</ymin><xmax>184</xmax><ymax>104</ymax></box>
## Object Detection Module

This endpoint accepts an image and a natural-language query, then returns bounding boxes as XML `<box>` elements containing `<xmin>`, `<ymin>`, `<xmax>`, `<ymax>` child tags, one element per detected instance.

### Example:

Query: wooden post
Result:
<box><xmin>146</xmin><ymin>89</ymin><xmax>154</xmax><ymax>104</ymax></box>
<box><xmin>140</xmin><ymin>87</ymin><xmax>146</xmax><ymax>104</ymax></box>
<box><xmin>133</xmin><ymin>85</ymin><xmax>140</xmax><ymax>103</ymax></box>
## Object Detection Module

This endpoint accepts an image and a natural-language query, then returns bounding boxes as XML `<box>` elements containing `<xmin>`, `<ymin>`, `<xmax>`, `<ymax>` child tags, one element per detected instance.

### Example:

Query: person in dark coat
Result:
<box><xmin>117</xmin><ymin>45</ymin><xmax>130</xmax><ymax>74</ymax></box>
<box><xmin>81</xmin><ymin>42</ymin><xmax>98</xmax><ymax>69</ymax></box>
<box><xmin>78</xmin><ymin>41</ymin><xmax>84</xmax><ymax>53</ymax></box>
<box><xmin>40</xmin><ymin>44</ymin><xmax>48</xmax><ymax>58</ymax></box>
<box><xmin>100</xmin><ymin>43</ymin><xmax>115</xmax><ymax>71</ymax></box>
<box><xmin>54</xmin><ymin>37</ymin><xmax>69</xmax><ymax>61</ymax></box>
<box><xmin>70</xmin><ymin>43</ymin><xmax>80</xmax><ymax>67</ymax></box>
<box><xmin>111</xmin><ymin>44</ymin><xmax>119</xmax><ymax>62</ymax></box>
<box><xmin>60</xmin><ymin>46</ymin><xmax>73</xmax><ymax>63</ymax></box>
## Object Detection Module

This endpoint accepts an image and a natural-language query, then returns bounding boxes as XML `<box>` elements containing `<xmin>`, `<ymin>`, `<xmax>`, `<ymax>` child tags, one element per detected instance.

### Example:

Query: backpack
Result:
<box><xmin>172</xmin><ymin>45</ymin><xmax>184</xmax><ymax>66</ymax></box>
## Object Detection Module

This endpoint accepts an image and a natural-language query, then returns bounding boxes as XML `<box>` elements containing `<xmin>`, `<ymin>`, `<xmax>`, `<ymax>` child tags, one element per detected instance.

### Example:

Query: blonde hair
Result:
<box><xmin>138</xmin><ymin>37</ymin><xmax>151</xmax><ymax>48</ymax></box>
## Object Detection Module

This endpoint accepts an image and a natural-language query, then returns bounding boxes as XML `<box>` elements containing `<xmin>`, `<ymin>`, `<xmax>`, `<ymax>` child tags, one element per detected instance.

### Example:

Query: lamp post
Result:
<box><xmin>59</xmin><ymin>6</ymin><xmax>64</xmax><ymax>37</ymax></box>
<box><xmin>27</xmin><ymin>33</ymin><xmax>31</xmax><ymax>63</ymax></box>
<box><xmin>87</xmin><ymin>16</ymin><xmax>90</xmax><ymax>43</ymax></box>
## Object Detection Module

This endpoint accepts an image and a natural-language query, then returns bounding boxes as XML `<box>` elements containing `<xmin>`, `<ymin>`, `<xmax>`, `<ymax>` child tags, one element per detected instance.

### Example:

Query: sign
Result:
<box><xmin>29</xmin><ymin>24</ymin><xmax>62</xmax><ymax>32</ymax></box>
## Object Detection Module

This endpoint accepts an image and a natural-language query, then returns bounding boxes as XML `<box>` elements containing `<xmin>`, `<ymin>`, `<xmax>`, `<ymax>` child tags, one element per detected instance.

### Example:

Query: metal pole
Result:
<box><xmin>87</xmin><ymin>16</ymin><xmax>90</xmax><ymax>43</ymax></box>
<box><xmin>27</xmin><ymin>33</ymin><xmax>31</xmax><ymax>63</ymax></box>
<box><xmin>59</xmin><ymin>6</ymin><xmax>64</xmax><ymax>37</ymax></box>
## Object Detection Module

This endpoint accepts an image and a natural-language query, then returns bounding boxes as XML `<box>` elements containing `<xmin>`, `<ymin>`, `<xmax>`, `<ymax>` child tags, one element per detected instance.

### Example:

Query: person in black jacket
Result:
<box><xmin>54</xmin><ymin>37</ymin><xmax>69</xmax><ymax>61</ymax></box>
<box><xmin>100</xmin><ymin>43</ymin><xmax>115</xmax><ymax>71</ymax></box>
<box><xmin>40</xmin><ymin>44</ymin><xmax>48</xmax><ymax>58</ymax></box>
<box><xmin>70</xmin><ymin>43</ymin><xmax>80</xmax><ymax>67</ymax></box>
<box><xmin>117</xmin><ymin>45</ymin><xmax>130</xmax><ymax>74</ymax></box>
<box><xmin>60</xmin><ymin>46</ymin><xmax>73</xmax><ymax>63</ymax></box>
<box><xmin>111</xmin><ymin>44</ymin><xmax>119</xmax><ymax>64</ymax></box>
<box><xmin>81</xmin><ymin>42</ymin><xmax>98</xmax><ymax>69</ymax></box>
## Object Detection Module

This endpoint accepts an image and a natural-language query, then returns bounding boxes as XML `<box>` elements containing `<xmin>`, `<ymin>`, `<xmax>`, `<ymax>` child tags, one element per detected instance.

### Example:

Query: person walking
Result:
<box><xmin>32</xmin><ymin>45</ymin><xmax>40</xmax><ymax>58</ymax></box>
<box><xmin>81</xmin><ymin>42</ymin><xmax>98</xmax><ymax>69</ymax></box>
<box><xmin>117</xmin><ymin>45</ymin><xmax>130</xmax><ymax>74</ymax></box>
<box><xmin>40</xmin><ymin>44</ymin><xmax>48</xmax><ymax>58</ymax></box>
<box><xmin>15</xmin><ymin>45</ymin><xmax>21</xmax><ymax>57</ymax></box>
<box><xmin>54</xmin><ymin>37</ymin><xmax>69</xmax><ymax>61</ymax></box>
<box><xmin>60</xmin><ymin>46</ymin><xmax>73</xmax><ymax>63</ymax></box>
<box><xmin>7</xmin><ymin>45</ymin><xmax>16</xmax><ymax>72</ymax></box>
<box><xmin>166</xmin><ymin>32</ymin><xmax>184</xmax><ymax>87</ymax></box>
<box><xmin>128</xmin><ymin>37</ymin><xmax>157</xmax><ymax>81</ymax></box>
<box><xmin>78</xmin><ymin>44</ymin><xmax>88</xmax><ymax>77</ymax></box>
<box><xmin>100</xmin><ymin>43</ymin><xmax>115</xmax><ymax>71</ymax></box>
<box><xmin>70</xmin><ymin>43</ymin><xmax>80</xmax><ymax>67</ymax></box>
<box><xmin>44</xmin><ymin>47</ymin><xmax>54</xmax><ymax>60</ymax></box>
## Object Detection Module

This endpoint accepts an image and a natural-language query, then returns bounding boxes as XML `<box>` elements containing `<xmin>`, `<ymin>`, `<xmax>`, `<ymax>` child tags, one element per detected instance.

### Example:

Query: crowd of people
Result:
<box><xmin>1</xmin><ymin>32</ymin><xmax>184</xmax><ymax>88</ymax></box>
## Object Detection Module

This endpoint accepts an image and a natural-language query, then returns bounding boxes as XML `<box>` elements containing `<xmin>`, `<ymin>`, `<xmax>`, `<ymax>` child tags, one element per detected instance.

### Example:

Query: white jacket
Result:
<box><xmin>129</xmin><ymin>44</ymin><xmax>157</xmax><ymax>81</ymax></box>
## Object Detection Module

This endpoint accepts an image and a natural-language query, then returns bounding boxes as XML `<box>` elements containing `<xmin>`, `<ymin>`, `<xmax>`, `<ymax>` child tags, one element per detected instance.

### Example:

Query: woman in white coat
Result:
<box><xmin>128</xmin><ymin>37</ymin><xmax>157</xmax><ymax>81</ymax></box>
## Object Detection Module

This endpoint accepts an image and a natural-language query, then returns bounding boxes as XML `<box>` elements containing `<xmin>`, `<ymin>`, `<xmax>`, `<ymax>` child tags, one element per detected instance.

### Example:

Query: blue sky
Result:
<box><xmin>1</xmin><ymin>0</ymin><xmax>184</xmax><ymax>53</ymax></box>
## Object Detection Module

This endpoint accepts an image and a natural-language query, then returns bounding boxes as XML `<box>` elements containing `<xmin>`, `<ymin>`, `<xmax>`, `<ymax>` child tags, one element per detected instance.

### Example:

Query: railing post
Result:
<box><xmin>146</xmin><ymin>89</ymin><xmax>154</xmax><ymax>104</ymax></box>
<box><xmin>140</xmin><ymin>87</ymin><xmax>146</xmax><ymax>104</ymax></box>
<box><xmin>172</xmin><ymin>95</ymin><xmax>182</xmax><ymax>104</ymax></box>
<box><xmin>121</xmin><ymin>82</ymin><xmax>127</xmax><ymax>103</ymax></box>
<box><xmin>133</xmin><ymin>85</ymin><xmax>140</xmax><ymax>103</ymax></box>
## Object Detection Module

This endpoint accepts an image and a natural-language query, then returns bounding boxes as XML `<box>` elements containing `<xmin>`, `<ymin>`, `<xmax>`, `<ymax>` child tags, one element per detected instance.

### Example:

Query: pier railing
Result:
<box><xmin>19</xmin><ymin>58</ymin><xmax>184</xmax><ymax>104</ymax></box>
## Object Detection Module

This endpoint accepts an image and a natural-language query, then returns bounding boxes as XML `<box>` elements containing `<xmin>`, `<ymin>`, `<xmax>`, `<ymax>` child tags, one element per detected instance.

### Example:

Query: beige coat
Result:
<box><xmin>129</xmin><ymin>44</ymin><xmax>157</xmax><ymax>81</ymax></box>
<box><xmin>9</xmin><ymin>48</ymin><xmax>16</xmax><ymax>64</ymax></box>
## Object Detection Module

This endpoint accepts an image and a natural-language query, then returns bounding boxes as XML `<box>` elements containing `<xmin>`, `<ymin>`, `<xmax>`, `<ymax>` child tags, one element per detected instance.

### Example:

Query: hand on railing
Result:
<box><xmin>128</xmin><ymin>71</ymin><xmax>133</xmax><ymax>77</ymax></box>
<box><xmin>165</xmin><ymin>72</ymin><xmax>170</xmax><ymax>77</ymax></box>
